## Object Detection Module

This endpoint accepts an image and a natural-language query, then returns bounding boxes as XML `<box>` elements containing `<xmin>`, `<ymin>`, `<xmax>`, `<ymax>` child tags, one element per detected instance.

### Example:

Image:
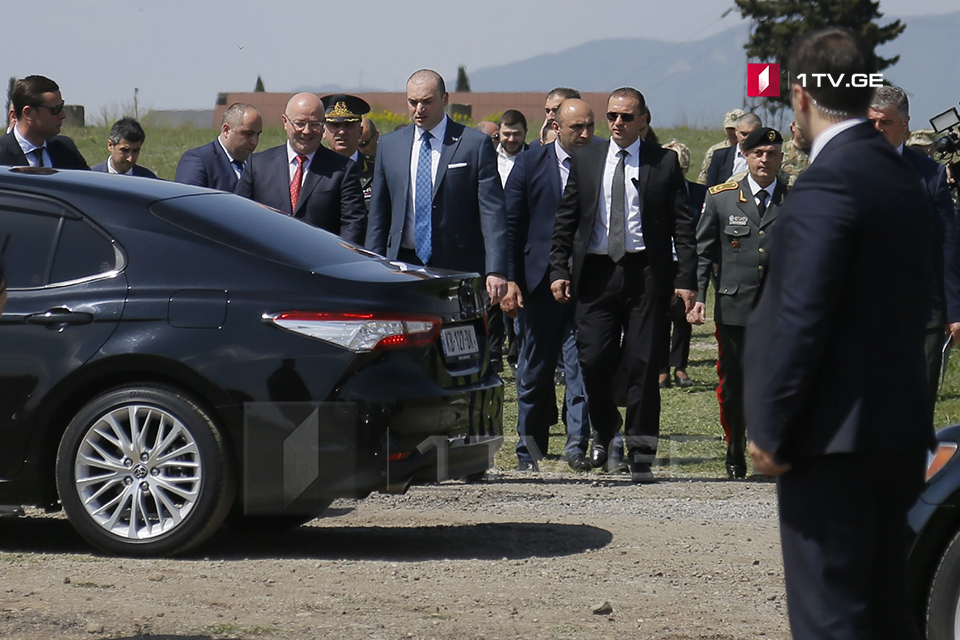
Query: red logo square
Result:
<box><xmin>747</xmin><ymin>63</ymin><xmax>780</xmax><ymax>97</ymax></box>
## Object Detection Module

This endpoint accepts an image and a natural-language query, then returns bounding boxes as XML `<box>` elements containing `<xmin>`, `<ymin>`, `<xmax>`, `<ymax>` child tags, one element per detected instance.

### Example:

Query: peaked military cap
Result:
<box><xmin>320</xmin><ymin>94</ymin><xmax>371</xmax><ymax>123</ymax></box>
<box><xmin>742</xmin><ymin>127</ymin><xmax>783</xmax><ymax>150</ymax></box>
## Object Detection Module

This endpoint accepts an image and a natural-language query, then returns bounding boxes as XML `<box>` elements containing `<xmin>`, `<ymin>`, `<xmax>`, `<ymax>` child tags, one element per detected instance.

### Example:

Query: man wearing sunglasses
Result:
<box><xmin>0</xmin><ymin>75</ymin><xmax>88</xmax><ymax>170</ymax></box>
<box><xmin>550</xmin><ymin>87</ymin><xmax>696</xmax><ymax>484</ymax></box>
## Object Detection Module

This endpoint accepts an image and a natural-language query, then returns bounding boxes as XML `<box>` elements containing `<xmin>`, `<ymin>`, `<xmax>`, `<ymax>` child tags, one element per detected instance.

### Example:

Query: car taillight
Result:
<box><xmin>926</xmin><ymin>442</ymin><xmax>958</xmax><ymax>482</ymax></box>
<box><xmin>266</xmin><ymin>311</ymin><xmax>440</xmax><ymax>352</ymax></box>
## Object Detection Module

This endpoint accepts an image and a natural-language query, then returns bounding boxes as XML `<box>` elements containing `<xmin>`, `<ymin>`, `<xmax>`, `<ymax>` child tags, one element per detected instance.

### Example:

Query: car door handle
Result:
<box><xmin>26</xmin><ymin>308</ymin><xmax>95</xmax><ymax>326</ymax></box>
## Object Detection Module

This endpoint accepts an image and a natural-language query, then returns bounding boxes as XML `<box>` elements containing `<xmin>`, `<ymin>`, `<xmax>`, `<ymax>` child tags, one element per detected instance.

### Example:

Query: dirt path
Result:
<box><xmin>0</xmin><ymin>471</ymin><xmax>789</xmax><ymax>640</ymax></box>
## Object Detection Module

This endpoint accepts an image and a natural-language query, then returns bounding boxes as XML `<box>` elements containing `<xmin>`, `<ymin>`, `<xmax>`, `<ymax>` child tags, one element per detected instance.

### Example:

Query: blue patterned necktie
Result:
<box><xmin>415</xmin><ymin>131</ymin><xmax>433</xmax><ymax>264</ymax></box>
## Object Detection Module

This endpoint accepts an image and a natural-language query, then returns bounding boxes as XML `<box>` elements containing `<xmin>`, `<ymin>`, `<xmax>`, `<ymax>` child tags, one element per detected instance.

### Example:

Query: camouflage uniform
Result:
<box><xmin>780</xmin><ymin>139</ymin><xmax>810</xmax><ymax>188</ymax></box>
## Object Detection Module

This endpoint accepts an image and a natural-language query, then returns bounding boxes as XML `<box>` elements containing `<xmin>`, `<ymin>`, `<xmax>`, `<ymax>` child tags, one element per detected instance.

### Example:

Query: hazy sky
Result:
<box><xmin>4</xmin><ymin>0</ymin><xmax>955</xmax><ymax>120</ymax></box>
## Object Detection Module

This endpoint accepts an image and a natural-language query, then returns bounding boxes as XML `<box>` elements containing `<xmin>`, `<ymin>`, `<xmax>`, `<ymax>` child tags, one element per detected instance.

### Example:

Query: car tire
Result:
<box><xmin>928</xmin><ymin>528</ymin><xmax>960</xmax><ymax>639</ymax></box>
<box><xmin>56</xmin><ymin>385</ymin><xmax>236</xmax><ymax>557</ymax></box>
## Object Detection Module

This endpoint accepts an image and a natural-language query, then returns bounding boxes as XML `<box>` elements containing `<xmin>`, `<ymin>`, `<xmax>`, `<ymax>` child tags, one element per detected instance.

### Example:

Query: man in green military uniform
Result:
<box><xmin>689</xmin><ymin>127</ymin><xmax>787</xmax><ymax>478</ymax></box>
<box><xmin>322</xmin><ymin>93</ymin><xmax>376</xmax><ymax>208</ymax></box>
<box><xmin>696</xmin><ymin>108</ymin><xmax>745</xmax><ymax>185</ymax></box>
<box><xmin>780</xmin><ymin>120</ymin><xmax>810</xmax><ymax>188</ymax></box>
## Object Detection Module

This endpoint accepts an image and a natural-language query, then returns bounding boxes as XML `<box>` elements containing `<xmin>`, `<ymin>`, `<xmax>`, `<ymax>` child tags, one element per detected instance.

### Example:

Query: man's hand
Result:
<box><xmin>486</xmin><ymin>274</ymin><xmax>508</xmax><ymax>306</ymax></box>
<box><xmin>500</xmin><ymin>281</ymin><xmax>524</xmax><ymax>318</ymax></box>
<box><xmin>687</xmin><ymin>301</ymin><xmax>706</xmax><ymax>325</ymax></box>
<box><xmin>551</xmin><ymin>279</ymin><xmax>571</xmax><ymax>303</ymax></box>
<box><xmin>947</xmin><ymin>322</ymin><xmax>960</xmax><ymax>347</ymax></box>
<box><xmin>675</xmin><ymin>288</ymin><xmax>697</xmax><ymax>315</ymax></box>
<box><xmin>748</xmin><ymin>441</ymin><xmax>791</xmax><ymax>477</ymax></box>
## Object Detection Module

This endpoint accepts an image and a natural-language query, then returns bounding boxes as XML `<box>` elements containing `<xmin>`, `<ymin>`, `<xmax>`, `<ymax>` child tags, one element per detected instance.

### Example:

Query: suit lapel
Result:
<box><xmin>760</xmin><ymin>180</ymin><xmax>787</xmax><ymax>228</ymax></box>
<box><xmin>433</xmin><ymin>119</ymin><xmax>464</xmax><ymax>200</ymax></box>
<box><xmin>0</xmin><ymin>132</ymin><xmax>27</xmax><ymax>165</ymax></box>
<box><xmin>637</xmin><ymin>142</ymin><xmax>653</xmax><ymax>203</ymax></box>
<box><xmin>584</xmin><ymin>142</ymin><xmax>609</xmax><ymax>232</ymax></box>
<box><xmin>295</xmin><ymin>153</ymin><xmax>322</xmax><ymax>216</ymax></box>
<box><xmin>543</xmin><ymin>143</ymin><xmax>562</xmax><ymax>199</ymax></box>
<box><xmin>736</xmin><ymin>180</ymin><xmax>762</xmax><ymax>227</ymax></box>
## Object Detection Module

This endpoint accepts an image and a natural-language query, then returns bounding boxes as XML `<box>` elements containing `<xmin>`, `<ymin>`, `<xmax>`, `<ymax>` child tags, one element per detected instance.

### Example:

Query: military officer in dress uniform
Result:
<box><xmin>322</xmin><ymin>93</ymin><xmax>376</xmax><ymax>208</ymax></box>
<box><xmin>689</xmin><ymin>127</ymin><xmax>787</xmax><ymax>478</ymax></box>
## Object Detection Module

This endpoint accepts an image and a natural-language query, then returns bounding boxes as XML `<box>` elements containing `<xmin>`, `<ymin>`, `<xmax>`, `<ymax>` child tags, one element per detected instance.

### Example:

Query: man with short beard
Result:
<box><xmin>176</xmin><ymin>103</ymin><xmax>262</xmax><ymax>192</ymax></box>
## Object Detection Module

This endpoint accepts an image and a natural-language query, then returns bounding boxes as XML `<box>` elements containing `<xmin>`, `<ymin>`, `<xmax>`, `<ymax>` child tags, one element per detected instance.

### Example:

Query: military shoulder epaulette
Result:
<box><xmin>708</xmin><ymin>181</ymin><xmax>739</xmax><ymax>195</ymax></box>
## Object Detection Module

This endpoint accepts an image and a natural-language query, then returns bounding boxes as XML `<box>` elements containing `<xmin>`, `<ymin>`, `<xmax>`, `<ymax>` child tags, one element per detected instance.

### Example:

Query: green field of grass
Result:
<box><xmin>60</xmin><ymin>118</ymin><xmax>960</xmax><ymax>478</ymax></box>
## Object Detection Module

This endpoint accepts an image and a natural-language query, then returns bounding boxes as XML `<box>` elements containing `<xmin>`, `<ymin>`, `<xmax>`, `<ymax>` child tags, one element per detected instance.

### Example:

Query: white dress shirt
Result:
<box><xmin>730</xmin><ymin>145</ymin><xmax>748</xmax><ymax>177</ymax></box>
<box><xmin>746</xmin><ymin>174</ymin><xmax>778</xmax><ymax>211</ymax></box>
<box><xmin>107</xmin><ymin>157</ymin><xmax>133</xmax><ymax>175</ymax></box>
<box><xmin>217</xmin><ymin>137</ymin><xmax>242</xmax><ymax>180</ymax></box>
<box><xmin>285</xmin><ymin>142</ymin><xmax>316</xmax><ymax>186</ymax></box>
<box><xmin>496</xmin><ymin>144</ymin><xmax>517</xmax><ymax>187</ymax></box>
<box><xmin>589</xmin><ymin>138</ymin><xmax>643</xmax><ymax>254</ymax></box>
<box><xmin>13</xmin><ymin>126</ymin><xmax>51</xmax><ymax>168</ymax></box>
<box><xmin>403</xmin><ymin>116</ymin><xmax>448</xmax><ymax>249</ymax></box>
<box><xmin>808</xmin><ymin>118</ymin><xmax>868</xmax><ymax>164</ymax></box>
<box><xmin>554</xmin><ymin>140</ymin><xmax>572</xmax><ymax>192</ymax></box>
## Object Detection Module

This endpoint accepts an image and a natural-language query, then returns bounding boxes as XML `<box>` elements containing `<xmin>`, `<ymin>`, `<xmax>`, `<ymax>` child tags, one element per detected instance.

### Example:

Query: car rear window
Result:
<box><xmin>150</xmin><ymin>193</ymin><xmax>374</xmax><ymax>270</ymax></box>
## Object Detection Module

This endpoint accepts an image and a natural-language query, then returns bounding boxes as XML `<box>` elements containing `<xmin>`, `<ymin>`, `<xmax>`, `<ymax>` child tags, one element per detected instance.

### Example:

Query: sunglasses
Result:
<box><xmin>606</xmin><ymin>111</ymin><xmax>636</xmax><ymax>123</ymax></box>
<box><xmin>33</xmin><ymin>102</ymin><xmax>65</xmax><ymax>116</ymax></box>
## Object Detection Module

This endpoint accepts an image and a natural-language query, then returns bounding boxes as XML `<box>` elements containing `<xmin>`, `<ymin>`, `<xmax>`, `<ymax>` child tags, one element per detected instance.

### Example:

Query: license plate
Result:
<box><xmin>440</xmin><ymin>325</ymin><xmax>479</xmax><ymax>361</ymax></box>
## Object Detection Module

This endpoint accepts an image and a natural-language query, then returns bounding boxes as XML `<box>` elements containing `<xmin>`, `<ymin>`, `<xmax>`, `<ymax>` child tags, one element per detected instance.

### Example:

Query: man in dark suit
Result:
<box><xmin>689</xmin><ymin>127</ymin><xmax>786</xmax><ymax>479</ymax></box>
<box><xmin>0</xmin><ymin>75</ymin><xmax>88</xmax><ymax>170</ymax></box>
<box><xmin>745</xmin><ymin>29</ymin><xmax>936</xmax><ymax>639</ymax></box>
<box><xmin>550</xmin><ymin>87</ymin><xmax>697</xmax><ymax>484</ymax></box>
<box><xmin>502</xmin><ymin>98</ymin><xmax>596</xmax><ymax>472</ymax></box>
<box><xmin>705</xmin><ymin>113</ymin><xmax>761</xmax><ymax>188</ymax></box>
<box><xmin>237</xmin><ymin>93</ymin><xmax>367</xmax><ymax>245</ymax></box>
<box><xmin>175</xmin><ymin>103</ymin><xmax>262</xmax><ymax>192</ymax></box>
<box><xmin>91</xmin><ymin>117</ymin><xmax>159</xmax><ymax>178</ymax></box>
<box><xmin>321</xmin><ymin>94</ymin><xmax>375</xmax><ymax>209</ymax></box>
<box><xmin>869</xmin><ymin>85</ymin><xmax>960</xmax><ymax>408</ymax></box>
<box><xmin>365</xmin><ymin>69</ymin><xmax>507</xmax><ymax>306</ymax></box>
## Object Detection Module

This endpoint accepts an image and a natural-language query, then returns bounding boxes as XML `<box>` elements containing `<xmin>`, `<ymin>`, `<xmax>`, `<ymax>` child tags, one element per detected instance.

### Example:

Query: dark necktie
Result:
<box><xmin>608</xmin><ymin>149</ymin><xmax>628</xmax><ymax>262</ymax></box>
<box><xmin>32</xmin><ymin>148</ymin><xmax>45</xmax><ymax>168</ymax></box>
<box><xmin>289</xmin><ymin>155</ymin><xmax>307</xmax><ymax>212</ymax></box>
<box><xmin>232</xmin><ymin>159</ymin><xmax>245</xmax><ymax>176</ymax></box>
<box><xmin>415</xmin><ymin>131</ymin><xmax>433</xmax><ymax>264</ymax></box>
<box><xmin>756</xmin><ymin>189</ymin><xmax>768</xmax><ymax>218</ymax></box>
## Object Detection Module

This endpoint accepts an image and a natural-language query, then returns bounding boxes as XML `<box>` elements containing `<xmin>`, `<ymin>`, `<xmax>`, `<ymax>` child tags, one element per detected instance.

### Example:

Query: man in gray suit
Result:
<box><xmin>365</xmin><ymin>69</ymin><xmax>507</xmax><ymax>305</ymax></box>
<box><xmin>689</xmin><ymin>127</ymin><xmax>786</xmax><ymax>479</ymax></box>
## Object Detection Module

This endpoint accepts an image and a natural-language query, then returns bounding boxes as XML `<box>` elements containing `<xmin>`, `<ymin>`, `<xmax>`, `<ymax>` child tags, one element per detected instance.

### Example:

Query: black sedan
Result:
<box><xmin>909</xmin><ymin>424</ymin><xmax>960</xmax><ymax>638</ymax></box>
<box><xmin>0</xmin><ymin>167</ymin><xmax>503</xmax><ymax>556</ymax></box>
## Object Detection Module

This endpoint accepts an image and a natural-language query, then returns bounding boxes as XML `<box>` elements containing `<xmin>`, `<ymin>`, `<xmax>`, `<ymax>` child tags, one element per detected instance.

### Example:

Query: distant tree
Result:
<box><xmin>455</xmin><ymin>66</ymin><xmax>471</xmax><ymax>93</ymax></box>
<box><xmin>254</xmin><ymin>76</ymin><xmax>265</xmax><ymax>93</ymax></box>
<box><xmin>733</xmin><ymin>0</ymin><xmax>904</xmax><ymax>117</ymax></box>
<box><xmin>6</xmin><ymin>76</ymin><xmax>15</xmax><ymax>128</ymax></box>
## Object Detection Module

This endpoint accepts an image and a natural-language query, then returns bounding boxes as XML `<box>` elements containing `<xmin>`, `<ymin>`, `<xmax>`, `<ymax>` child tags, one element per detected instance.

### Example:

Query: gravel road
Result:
<box><xmin>0</xmin><ymin>469</ymin><xmax>789</xmax><ymax>640</ymax></box>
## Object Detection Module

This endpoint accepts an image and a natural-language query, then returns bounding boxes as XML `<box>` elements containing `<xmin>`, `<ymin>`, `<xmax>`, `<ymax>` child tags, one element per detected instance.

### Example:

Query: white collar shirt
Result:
<box><xmin>731</xmin><ymin>145</ymin><xmax>749</xmax><ymax>177</ymax></box>
<box><xmin>14</xmin><ymin>126</ymin><xmax>51</xmax><ymax>168</ymax></box>
<box><xmin>809</xmin><ymin>118</ymin><xmax>868</xmax><ymax>164</ymax></box>
<box><xmin>285</xmin><ymin>142</ymin><xmax>316</xmax><ymax>185</ymax></box>
<box><xmin>496</xmin><ymin>144</ymin><xmax>517</xmax><ymax>187</ymax></box>
<box><xmin>403</xmin><ymin>116</ymin><xmax>448</xmax><ymax>249</ymax></box>
<box><xmin>746</xmin><ymin>174</ymin><xmax>778</xmax><ymax>211</ymax></box>
<box><xmin>217</xmin><ymin>137</ymin><xmax>242</xmax><ymax>179</ymax></box>
<box><xmin>107</xmin><ymin>157</ymin><xmax>134</xmax><ymax>175</ymax></box>
<box><xmin>554</xmin><ymin>140</ymin><xmax>572</xmax><ymax>192</ymax></box>
<box><xmin>589</xmin><ymin>138</ymin><xmax>643</xmax><ymax>254</ymax></box>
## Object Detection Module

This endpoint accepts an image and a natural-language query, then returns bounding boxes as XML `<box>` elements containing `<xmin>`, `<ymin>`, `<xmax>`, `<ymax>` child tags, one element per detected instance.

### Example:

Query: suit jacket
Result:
<box><xmin>365</xmin><ymin>117</ymin><xmax>507</xmax><ymax>276</ymax></box>
<box><xmin>687</xmin><ymin>180</ymin><xmax>707</xmax><ymax>224</ymax></box>
<box><xmin>236</xmin><ymin>144</ymin><xmax>367</xmax><ymax>245</ymax></box>
<box><xmin>696</xmin><ymin>177</ymin><xmax>786</xmax><ymax>326</ymax></box>
<box><xmin>504</xmin><ymin>141</ymin><xmax>566</xmax><ymax>294</ymax></box>
<box><xmin>902</xmin><ymin>145</ymin><xmax>960</xmax><ymax>324</ymax></box>
<box><xmin>549</xmin><ymin>140</ymin><xmax>697</xmax><ymax>297</ymax></box>
<box><xmin>174</xmin><ymin>139</ymin><xmax>240</xmax><ymax>192</ymax></box>
<box><xmin>744</xmin><ymin>122</ymin><xmax>936</xmax><ymax>461</ymax></box>
<box><xmin>91</xmin><ymin>160</ymin><xmax>159</xmax><ymax>179</ymax></box>
<box><xmin>706</xmin><ymin>145</ymin><xmax>736</xmax><ymax>188</ymax></box>
<box><xmin>0</xmin><ymin>131</ymin><xmax>89</xmax><ymax>169</ymax></box>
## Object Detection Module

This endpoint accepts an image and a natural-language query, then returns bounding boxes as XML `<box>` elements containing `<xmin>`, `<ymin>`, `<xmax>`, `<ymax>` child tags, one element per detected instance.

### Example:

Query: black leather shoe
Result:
<box><xmin>567</xmin><ymin>453</ymin><xmax>592</xmax><ymax>472</ymax></box>
<box><xmin>674</xmin><ymin>371</ymin><xmax>694</xmax><ymax>388</ymax></box>
<box><xmin>606</xmin><ymin>452</ymin><xmax>629</xmax><ymax>474</ymax></box>
<box><xmin>589</xmin><ymin>443</ymin><xmax>608</xmax><ymax>469</ymax></box>
<box><xmin>725</xmin><ymin>463</ymin><xmax>746</xmax><ymax>479</ymax></box>
<box><xmin>658</xmin><ymin>374</ymin><xmax>671</xmax><ymax>390</ymax></box>
<box><xmin>517</xmin><ymin>459</ymin><xmax>539</xmax><ymax>472</ymax></box>
<box><xmin>631</xmin><ymin>462</ymin><xmax>656</xmax><ymax>484</ymax></box>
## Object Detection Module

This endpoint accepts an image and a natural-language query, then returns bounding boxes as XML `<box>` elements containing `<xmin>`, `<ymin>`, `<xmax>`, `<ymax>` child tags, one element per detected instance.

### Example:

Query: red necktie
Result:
<box><xmin>289</xmin><ymin>155</ymin><xmax>307</xmax><ymax>212</ymax></box>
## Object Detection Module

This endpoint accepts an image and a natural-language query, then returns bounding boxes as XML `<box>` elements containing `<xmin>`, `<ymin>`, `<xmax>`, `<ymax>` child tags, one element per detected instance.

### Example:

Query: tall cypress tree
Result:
<box><xmin>254</xmin><ymin>76</ymin><xmax>265</xmax><ymax>93</ymax></box>
<box><xmin>734</xmin><ymin>0</ymin><xmax>904</xmax><ymax>115</ymax></box>
<box><xmin>455</xmin><ymin>66</ymin><xmax>471</xmax><ymax>93</ymax></box>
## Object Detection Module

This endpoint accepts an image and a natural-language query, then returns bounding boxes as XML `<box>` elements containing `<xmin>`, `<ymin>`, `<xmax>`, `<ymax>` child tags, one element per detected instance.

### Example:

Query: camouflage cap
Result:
<box><xmin>723</xmin><ymin>108</ymin><xmax>746</xmax><ymax>128</ymax></box>
<box><xmin>907</xmin><ymin>129</ymin><xmax>936</xmax><ymax>148</ymax></box>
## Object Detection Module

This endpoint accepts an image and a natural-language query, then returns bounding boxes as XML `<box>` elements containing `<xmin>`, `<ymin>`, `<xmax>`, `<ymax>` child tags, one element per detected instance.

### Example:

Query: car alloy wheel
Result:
<box><xmin>57</xmin><ymin>385</ymin><xmax>235</xmax><ymax>556</ymax></box>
